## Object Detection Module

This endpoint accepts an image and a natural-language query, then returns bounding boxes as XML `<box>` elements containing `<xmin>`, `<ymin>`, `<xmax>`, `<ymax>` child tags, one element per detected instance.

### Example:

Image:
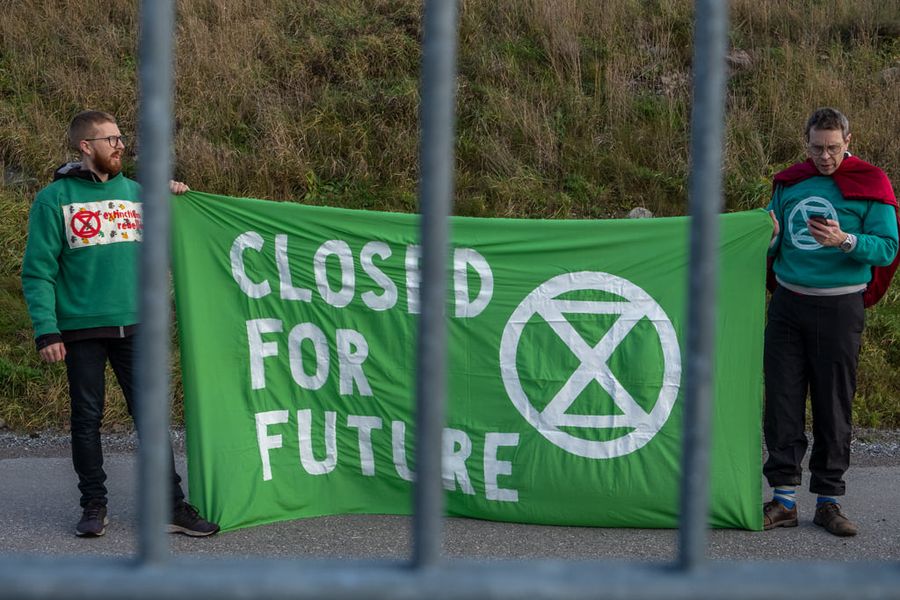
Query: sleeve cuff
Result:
<box><xmin>35</xmin><ymin>333</ymin><xmax>63</xmax><ymax>351</ymax></box>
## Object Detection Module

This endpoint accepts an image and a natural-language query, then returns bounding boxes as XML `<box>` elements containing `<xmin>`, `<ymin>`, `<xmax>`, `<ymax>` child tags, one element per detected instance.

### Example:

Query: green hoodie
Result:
<box><xmin>22</xmin><ymin>171</ymin><xmax>144</xmax><ymax>338</ymax></box>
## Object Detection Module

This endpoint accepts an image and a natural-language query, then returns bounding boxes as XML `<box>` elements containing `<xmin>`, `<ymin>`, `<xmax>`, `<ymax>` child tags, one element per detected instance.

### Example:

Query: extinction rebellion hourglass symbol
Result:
<box><xmin>70</xmin><ymin>209</ymin><xmax>101</xmax><ymax>240</ymax></box>
<box><xmin>500</xmin><ymin>272</ymin><xmax>682</xmax><ymax>460</ymax></box>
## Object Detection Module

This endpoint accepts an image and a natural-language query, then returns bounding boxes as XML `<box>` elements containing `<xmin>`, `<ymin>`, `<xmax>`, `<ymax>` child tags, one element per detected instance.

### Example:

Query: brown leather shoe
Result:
<box><xmin>763</xmin><ymin>499</ymin><xmax>798</xmax><ymax>530</ymax></box>
<box><xmin>813</xmin><ymin>502</ymin><xmax>858</xmax><ymax>537</ymax></box>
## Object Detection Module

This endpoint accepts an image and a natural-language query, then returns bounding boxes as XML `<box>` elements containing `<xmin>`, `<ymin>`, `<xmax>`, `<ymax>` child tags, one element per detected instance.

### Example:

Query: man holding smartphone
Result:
<box><xmin>763</xmin><ymin>108</ymin><xmax>899</xmax><ymax>536</ymax></box>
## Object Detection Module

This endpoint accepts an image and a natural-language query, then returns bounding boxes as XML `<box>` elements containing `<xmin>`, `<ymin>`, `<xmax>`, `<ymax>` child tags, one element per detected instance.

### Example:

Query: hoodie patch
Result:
<box><xmin>63</xmin><ymin>200</ymin><xmax>143</xmax><ymax>248</ymax></box>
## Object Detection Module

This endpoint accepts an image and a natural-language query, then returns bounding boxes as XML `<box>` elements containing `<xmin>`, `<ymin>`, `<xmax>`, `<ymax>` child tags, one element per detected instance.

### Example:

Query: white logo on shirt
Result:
<box><xmin>787</xmin><ymin>196</ymin><xmax>836</xmax><ymax>251</ymax></box>
<box><xmin>63</xmin><ymin>200</ymin><xmax>142</xmax><ymax>249</ymax></box>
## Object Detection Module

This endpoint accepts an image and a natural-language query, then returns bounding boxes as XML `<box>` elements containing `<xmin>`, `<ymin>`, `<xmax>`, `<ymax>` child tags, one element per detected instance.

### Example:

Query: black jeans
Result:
<box><xmin>65</xmin><ymin>335</ymin><xmax>185</xmax><ymax>508</ymax></box>
<box><xmin>763</xmin><ymin>287</ymin><xmax>864</xmax><ymax>496</ymax></box>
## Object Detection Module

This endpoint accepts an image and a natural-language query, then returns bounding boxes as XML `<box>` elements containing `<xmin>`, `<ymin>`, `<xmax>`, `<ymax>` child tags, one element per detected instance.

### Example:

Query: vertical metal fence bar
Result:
<box><xmin>678</xmin><ymin>0</ymin><xmax>729</xmax><ymax>570</ymax></box>
<box><xmin>135</xmin><ymin>0</ymin><xmax>176</xmax><ymax>565</ymax></box>
<box><xmin>413</xmin><ymin>0</ymin><xmax>459</xmax><ymax>569</ymax></box>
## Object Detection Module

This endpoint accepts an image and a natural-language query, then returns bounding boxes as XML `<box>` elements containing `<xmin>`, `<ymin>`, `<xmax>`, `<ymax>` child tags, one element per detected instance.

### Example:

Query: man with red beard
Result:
<box><xmin>763</xmin><ymin>107</ymin><xmax>899</xmax><ymax>537</ymax></box>
<box><xmin>21</xmin><ymin>110</ymin><xmax>219</xmax><ymax>537</ymax></box>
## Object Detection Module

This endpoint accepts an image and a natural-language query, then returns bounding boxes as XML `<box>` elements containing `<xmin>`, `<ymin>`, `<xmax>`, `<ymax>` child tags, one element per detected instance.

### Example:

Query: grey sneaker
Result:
<box><xmin>168</xmin><ymin>501</ymin><xmax>219</xmax><ymax>537</ymax></box>
<box><xmin>75</xmin><ymin>500</ymin><xmax>108</xmax><ymax>537</ymax></box>
<box><xmin>814</xmin><ymin>502</ymin><xmax>858</xmax><ymax>537</ymax></box>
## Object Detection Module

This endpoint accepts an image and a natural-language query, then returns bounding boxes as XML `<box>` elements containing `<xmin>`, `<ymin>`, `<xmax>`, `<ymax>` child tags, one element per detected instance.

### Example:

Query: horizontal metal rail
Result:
<box><xmin>1</xmin><ymin>557</ymin><xmax>899</xmax><ymax>600</ymax></box>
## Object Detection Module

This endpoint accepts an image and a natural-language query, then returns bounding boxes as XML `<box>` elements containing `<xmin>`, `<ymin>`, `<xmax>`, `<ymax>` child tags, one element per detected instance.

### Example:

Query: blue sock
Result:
<box><xmin>773</xmin><ymin>486</ymin><xmax>797</xmax><ymax>509</ymax></box>
<box><xmin>817</xmin><ymin>495</ymin><xmax>838</xmax><ymax>506</ymax></box>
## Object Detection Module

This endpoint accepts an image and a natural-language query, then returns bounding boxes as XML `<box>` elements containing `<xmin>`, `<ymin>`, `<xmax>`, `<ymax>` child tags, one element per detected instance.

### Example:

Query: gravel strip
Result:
<box><xmin>0</xmin><ymin>428</ymin><xmax>184</xmax><ymax>460</ymax></box>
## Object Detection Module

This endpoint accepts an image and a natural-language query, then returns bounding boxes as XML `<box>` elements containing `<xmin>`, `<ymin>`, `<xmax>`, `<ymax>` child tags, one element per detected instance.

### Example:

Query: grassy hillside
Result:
<box><xmin>1</xmin><ymin>0</ymin><xmax>899</xmax><ymax>431</ymax></box>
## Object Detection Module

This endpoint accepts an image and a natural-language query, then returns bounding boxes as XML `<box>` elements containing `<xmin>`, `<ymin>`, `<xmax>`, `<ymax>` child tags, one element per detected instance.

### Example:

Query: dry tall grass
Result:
<box><xmin>1</xmin><ymin>0</ymin><xmax>899</xmax><ymax>430</ymax></box>
<box><xmin>2</xmin><ymin>0</ymin><xmax>897</xmax><ymax>214</ymax></box>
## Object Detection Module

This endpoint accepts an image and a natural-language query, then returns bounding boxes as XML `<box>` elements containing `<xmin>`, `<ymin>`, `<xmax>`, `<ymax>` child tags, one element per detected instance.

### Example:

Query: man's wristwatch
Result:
<box><xmin>839</xmin><ymin>233</ymin><xmax>856</xmax><ymax>253</ymax></box>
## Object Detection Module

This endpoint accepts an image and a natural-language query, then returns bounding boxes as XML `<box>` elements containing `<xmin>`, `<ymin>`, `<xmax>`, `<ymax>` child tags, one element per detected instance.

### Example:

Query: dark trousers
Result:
<box><xmin>65</xmin><ymin>335</ymin><xmax>185</xmax><ymax>508</ymax></box>
<box><xmin>763</xmin><ymin>286</ymin><xmax>864</xmax><ymax>496</ymax></box>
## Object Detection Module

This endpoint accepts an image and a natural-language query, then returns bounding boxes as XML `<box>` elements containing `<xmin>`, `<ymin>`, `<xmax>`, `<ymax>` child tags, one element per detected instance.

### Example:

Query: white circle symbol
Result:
<box><xmin>500</xmin><ymin>272</ymin><xmax>681</xmax><ymax>459</ymax></box>
<box><xmin>787</xmin><ymin>196</ymin><xmax>837</xmax><ymax>250</ymax></box>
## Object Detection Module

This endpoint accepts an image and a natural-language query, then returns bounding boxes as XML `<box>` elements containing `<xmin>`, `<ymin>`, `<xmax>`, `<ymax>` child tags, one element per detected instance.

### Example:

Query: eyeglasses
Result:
<box><xmin>83</xmin><ymin>135</ymin><xmax>128</xmax><ymax>148</ymax></box>
<box><xmin>807</xmin><ymin>143</ymin><xmax>844</xmax><ymax>157</ymax></box>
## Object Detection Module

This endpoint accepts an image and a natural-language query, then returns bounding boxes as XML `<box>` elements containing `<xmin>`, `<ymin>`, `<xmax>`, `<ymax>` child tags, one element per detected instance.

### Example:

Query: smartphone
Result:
<box><xmin>808</xmin><ymin>215</ymin><xmax>828</xmax><ymax>225</ymax></box>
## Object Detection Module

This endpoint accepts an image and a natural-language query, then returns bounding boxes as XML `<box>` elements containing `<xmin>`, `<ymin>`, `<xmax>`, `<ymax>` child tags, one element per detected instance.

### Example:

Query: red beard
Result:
<box><xmin>94</xmin><ymin>151</ymin><xmax>122</xmax><ymax>178</ymax></box>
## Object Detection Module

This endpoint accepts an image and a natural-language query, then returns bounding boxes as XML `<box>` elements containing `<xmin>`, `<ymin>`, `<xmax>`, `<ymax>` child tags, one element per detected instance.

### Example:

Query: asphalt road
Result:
<box><xmin>1</xmin><ymin>449</ymin><xmax>899</xmax><ymax>562</ymax></box>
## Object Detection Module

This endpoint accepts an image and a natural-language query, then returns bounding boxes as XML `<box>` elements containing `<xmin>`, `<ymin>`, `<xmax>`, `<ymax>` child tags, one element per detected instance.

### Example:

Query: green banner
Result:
<box><xmin>171</xmin><ymin>191</ymin><xmax>770</xmax><ymax>532</ymax></box>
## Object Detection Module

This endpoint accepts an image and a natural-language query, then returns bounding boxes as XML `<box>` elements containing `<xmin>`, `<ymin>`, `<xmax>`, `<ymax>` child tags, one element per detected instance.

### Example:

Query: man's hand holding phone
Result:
<box><xmin>807</xmin><ymin>214</ymin><xmax>848</xmax><ymax>247</ymax></box>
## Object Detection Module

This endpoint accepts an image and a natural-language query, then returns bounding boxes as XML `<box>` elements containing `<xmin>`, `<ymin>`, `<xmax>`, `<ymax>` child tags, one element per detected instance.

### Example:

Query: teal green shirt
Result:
<box><xmin>767</xmin><ymin>176</ymin><xmax>898</xmax><ymax>289</ymax></box>
<box><xmin>22</xmin><ymin>174</ymin><xmax>144</xmax><ymax>337</ymax></box>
